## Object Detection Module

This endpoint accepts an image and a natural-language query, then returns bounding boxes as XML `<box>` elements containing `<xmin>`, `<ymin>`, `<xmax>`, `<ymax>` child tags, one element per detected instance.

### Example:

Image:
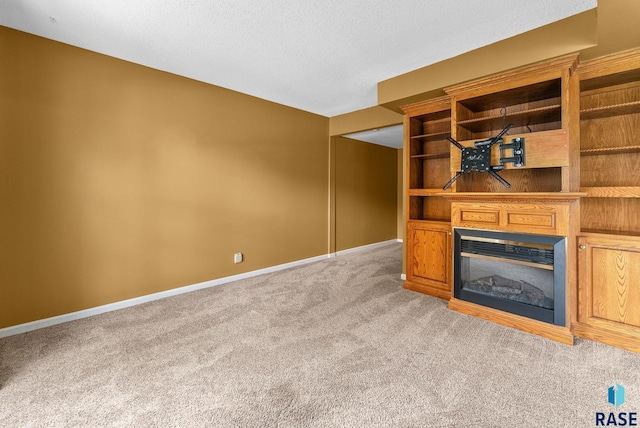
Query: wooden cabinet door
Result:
<box><xmin>576</xmin><ymin>235</ymin><xmax>640</xmax><ymax>351</ymax></box>
<box><xmin>405</xmin><ymin>221</ymin><xmax>451</xmax><ymax>299</ymax></box>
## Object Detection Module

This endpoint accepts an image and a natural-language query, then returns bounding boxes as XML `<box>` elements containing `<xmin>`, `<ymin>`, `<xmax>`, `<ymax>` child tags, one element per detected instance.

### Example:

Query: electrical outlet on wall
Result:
<box><xmin>234</xmin><ymin>252</ymin><xmax>243</xmax><ymax>264</ymax></box>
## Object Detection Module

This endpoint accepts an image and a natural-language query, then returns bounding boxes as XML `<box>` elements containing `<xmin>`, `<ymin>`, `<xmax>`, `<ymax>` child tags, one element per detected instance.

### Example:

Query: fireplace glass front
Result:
<box><xmin>453</xmin><ymin>228</ymin><xmax>566</xmax><ymax>326</ymax></box>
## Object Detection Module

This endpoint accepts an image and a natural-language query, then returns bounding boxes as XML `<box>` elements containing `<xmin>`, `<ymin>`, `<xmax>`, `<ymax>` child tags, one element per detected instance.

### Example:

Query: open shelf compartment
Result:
<box><xmin>455</xmin><ymin>79</ymin><xmax>563</xmax><ymax>140</ymax></box>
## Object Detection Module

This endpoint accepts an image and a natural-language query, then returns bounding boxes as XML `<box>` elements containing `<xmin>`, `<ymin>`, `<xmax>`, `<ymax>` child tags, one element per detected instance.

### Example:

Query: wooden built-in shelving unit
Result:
<box><xmin>443</xmin><ymin>55</ymin><xmax>578</xmax><ymax>196</ymax></box>
<box><xmin>572</xmin><ymin>49</ymin><xmax>640</xmax><ymax>352</ymax></box>
<box><xmin>577</xmin><ymin>49</ymin><xmax>640</xmax><ymax>239</ymax></box>
<box><xmin>401</xmin><ymin>55</ymin><xmax>580</xmax><ymax>319</ymax></box>
<box><xmin>401</xmin><ymin>50</ymin><xmax>640</xmax><ymax>352</ymax></box>
<box><xmin>404</xmin><ymin>97</ymin><xmax>453</xmax><ymax>224</ymax></box>
<box><xmin>573</xmin><ymin>49</ymin><xmax>640</xmax><ymax>352</ymax></box>
<box><xmin>402</xmin><ymin>97</ymin><xmax>453</xmax><ymax>299</ymax></box>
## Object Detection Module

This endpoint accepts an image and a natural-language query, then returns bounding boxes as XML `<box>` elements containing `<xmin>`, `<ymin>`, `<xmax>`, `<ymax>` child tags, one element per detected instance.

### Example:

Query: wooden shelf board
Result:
<box><xmin>579</xmin><ymin>229</ymin><xmax>640</xmax><ymax>239</ymax></box>
<box><xmin>580</xmin><ymin>100</ymin><xmax>640</xmax><ymax>120</ymax></box>
<box><xmin>456</xmin><ymin>109</ymin><xmax>562</xmax><ymax>134</ymax></box>
<box><xmin>410</xmin><ymin>131</ymin><xmax>450</xmax><ymax>140</ymax></box>
<box><xmin>410</xmin><ymin>152</ymin><xmax>449</xmax><ymax>160</ymax></box>
<box><xmin>580</xmin><ymin>187</ymin><xmax>640</xmax><ymax>198</ymax></box>
<box><xmin>409</xmin><ymin>188</ymin><xmax>451</xmax><ymax>196</ymax></box>
<box><xmin>457</xmin><ymin>104</ymin><xmax>562</xmax><ymax>125</ymax></box>
<box><xmin>409</xmin><ymin>217</ymin><xmax>452</xmax><ymax>223</ymax></box>
<box><xmin>408</xmin><ymin>219</ymin><xmax>451</xmax><ymax>226</ymax></box>
<box><xmin>421</xmin><ymin>116</ymin><xmax>451</xmax><ymax>126</ymax></box>
<box><xmin>439</xmin><ymin>192</ymin><xmax>584</xmax><ymax>202</ymax></box>
<box><xmin>580</xmin><ymin>145</ymin><xmax>640</xmax><ymax>155</ymax></box>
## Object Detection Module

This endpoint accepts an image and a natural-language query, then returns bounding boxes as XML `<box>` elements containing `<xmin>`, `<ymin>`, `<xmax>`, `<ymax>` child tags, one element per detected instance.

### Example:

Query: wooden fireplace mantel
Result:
<box><xmin>441</xmin><ymin>191</ymin><xmax>582</xmax><ymax>344</ymax></box>
<box><xmin>440</xmin><ymin>192</ymin><xmax>583</xmax><ymax>237</ymax></box>
<box><xmin>438</xmin><ymin>192</ymin><xmax>584</xmax><ymax>203</ymax></box>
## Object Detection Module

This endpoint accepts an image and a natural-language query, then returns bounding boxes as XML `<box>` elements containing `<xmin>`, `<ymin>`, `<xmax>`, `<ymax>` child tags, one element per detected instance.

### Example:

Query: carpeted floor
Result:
<box><xmin>1</xmin><ymin>242</ymin><xmax>639</xmax><ymax>427</ymax></box>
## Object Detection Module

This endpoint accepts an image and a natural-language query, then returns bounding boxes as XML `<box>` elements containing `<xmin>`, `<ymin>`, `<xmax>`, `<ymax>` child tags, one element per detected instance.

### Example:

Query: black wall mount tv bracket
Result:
<box><xmin>442</xmin><ymin>124</ymin><xmax>526</xmax><ymax>190</ymax></box>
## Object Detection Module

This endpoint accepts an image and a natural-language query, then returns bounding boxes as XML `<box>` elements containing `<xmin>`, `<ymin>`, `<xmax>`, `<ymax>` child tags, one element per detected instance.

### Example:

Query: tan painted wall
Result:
<box><xmin>580</xmin><ymin>0</ymin><xmax>640</xmax><ymax>60</ymax></box>
<box><xmin>329</xmin><ymin>106</ymin><xmax>403</xmax><ymax>137</ymax></box>
<box><xmin>334</xmin><ymin>137</ymin><xmax>397</xmax><ymax>251</ymax></box>
<box><xmin>5</xmin><ymin>0</ymin><xmax>639</xmax><ymax>329</ymax></box>
<box><xmin>0</xmin><ymin>27</ymin><xmax>329</xmax><ymax>328</ymax></box>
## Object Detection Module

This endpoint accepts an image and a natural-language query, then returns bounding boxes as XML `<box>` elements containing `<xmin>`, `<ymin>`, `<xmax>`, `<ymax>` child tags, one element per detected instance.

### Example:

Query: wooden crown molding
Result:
<box><xmin>400</xmin><ymin>95</ymin><xmax>451</xmax><ymax>115</ymax></box>
<box><xmin>444</xmin><ymin>54</ymin><xmax>579</xmax><ymax>97</ymax></box>
<box><xmin>575</xmin><ymin>47</ymin><xmax>640</xmax><ymax>79</ymax></box>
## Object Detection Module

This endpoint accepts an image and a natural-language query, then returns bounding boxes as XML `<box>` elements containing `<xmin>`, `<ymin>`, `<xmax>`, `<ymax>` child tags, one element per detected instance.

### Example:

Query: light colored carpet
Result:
<box><xmin>1</xmin><ymin>242</ymin><xmax>639</xmax><ymax>427</ymax></box>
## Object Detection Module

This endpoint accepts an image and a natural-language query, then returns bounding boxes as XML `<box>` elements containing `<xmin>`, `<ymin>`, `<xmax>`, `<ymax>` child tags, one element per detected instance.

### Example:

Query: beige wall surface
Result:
<box><xmin>334</xmin><ymin>137</ymin><xmax>398</xmax><ymax>252</ymax></box>
<box><xmin>580</xmin><ymin>0</ymin><xmax>640</xmax><ymax>60</ymax></box>
<box><xmin>5</xmin><ymin>0</ymin><xmax>638</xmax><ymax>330</ymax></box>
<box><xmin>329</xmin><ymin>106</ymin><xmax>402</xmax><ymax>137</ymax></box>
<box><xmin>0</xmin><ymin>27</ymin><xmax>329</xmax><ymax>328</ymax></box>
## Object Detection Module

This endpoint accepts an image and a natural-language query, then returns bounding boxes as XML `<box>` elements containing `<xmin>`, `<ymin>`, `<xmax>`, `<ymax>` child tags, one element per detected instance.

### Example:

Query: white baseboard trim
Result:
<box><xmin>0</xmin><ymin>253</ymin><xmax>331</xmax><ymax>339</ymax></box>
<box><xmin>2</xmin><ymin>240</ymin><xmax>405</xmax><ymax>338</ymax></box>
<box><xmin>400</xmin><ymin>273</ymin><xmax>407</xmax><ymax>281</ymax></box>
<box><xmin>334</xmin><ymin>239</ymin><xmax>401</xmax><ymax>257</ymax></box>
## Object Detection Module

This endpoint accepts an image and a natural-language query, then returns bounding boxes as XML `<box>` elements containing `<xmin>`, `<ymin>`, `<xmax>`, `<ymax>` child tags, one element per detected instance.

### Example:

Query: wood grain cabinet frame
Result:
<box><xmin>405</xmin><ymin>221</ymin><xmax>452</xmax><ymax>300</ymax></box>
<box><xmin>400</xmin><ymin>50</ymin><xmax>640</xmax><ymax>352</ymax></box>
<box><xmin>574</xmin><ymin>234</ymin><xmax>640</xmax><ymax>352</ymax></box>
<box><xmin>402</xmin><ymin>97</ymin><xmax>454</xmax><ymax>300</ymax></box>
<box><xmin>573</xmin><ymin>48</ymin><xmax>640</xmax><ymax>353</ymax></box>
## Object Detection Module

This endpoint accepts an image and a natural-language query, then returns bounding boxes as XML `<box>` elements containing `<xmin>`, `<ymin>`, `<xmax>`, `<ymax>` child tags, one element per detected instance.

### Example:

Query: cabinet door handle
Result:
<box><xmin>579</xmin><ymin>245</ymin><xmax>586</xmax><ymax>250</ymax></box>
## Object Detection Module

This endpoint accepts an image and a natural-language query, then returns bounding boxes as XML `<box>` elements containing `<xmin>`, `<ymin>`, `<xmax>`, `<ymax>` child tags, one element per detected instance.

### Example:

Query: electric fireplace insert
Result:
<box><xmin>453</xmin><ymin>228</ymin><xmax>566</xmax><ymax>326</ymax></box>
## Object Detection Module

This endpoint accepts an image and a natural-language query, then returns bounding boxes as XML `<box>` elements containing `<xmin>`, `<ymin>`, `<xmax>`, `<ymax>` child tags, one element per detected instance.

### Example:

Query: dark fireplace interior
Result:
<box><xmin>453</xmin><ymin>228</ymin><xmax>566</xmax><ymax>326</ymax></box>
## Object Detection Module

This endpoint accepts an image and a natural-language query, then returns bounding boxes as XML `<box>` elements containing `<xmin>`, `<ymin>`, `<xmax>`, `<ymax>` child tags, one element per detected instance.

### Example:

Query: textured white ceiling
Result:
<box><xmin>0</xmin><ymin>0</ymin><xmax>596</xmax><ymax>117</ymax></box>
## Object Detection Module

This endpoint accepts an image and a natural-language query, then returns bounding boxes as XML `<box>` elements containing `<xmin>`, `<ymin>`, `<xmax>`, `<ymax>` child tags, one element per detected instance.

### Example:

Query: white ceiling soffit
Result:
<box><xmin>343</xmin><ymin>125</ymin><xmax>403</xmax><ymax>149</ymax></box>
<box><xmin>0</xmin><ymin>1</ymin><xmax>596</xmax><ymax>117</ymax></box>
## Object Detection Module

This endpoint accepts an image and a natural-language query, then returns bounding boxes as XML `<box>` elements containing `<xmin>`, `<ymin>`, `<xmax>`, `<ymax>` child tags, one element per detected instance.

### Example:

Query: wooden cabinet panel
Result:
<box><xmin>460</xmin><ymin>209</ymin><xmax>499</xmax><ymax>225</ymax></box>
<box><xmin>449</xmin><ymin>198</ymin><xmax>574</xmax><ymax>236</ymax></box>
<box><xmin>590</xmin><ymin>247</ymin><xmax>640</xmax><ymax>327</ymax></box>
<box><xmin>506</xmin><ymin>211</ymin><xmax>555</xmax><ymax>229</ymax></box>
<box><xmin>575</xmin><ymin>234</ymin><xmax>640</xmax><ymax>352</ymax></box>
<box><xmin>412</xmin><ymin>226</ymin><xmax>447</xmax><ymax>283</ymax></box>
<box><xmin>405</xmin><ymin>221</ymin><xmax>451</xmax><ymax>300</ymax></box>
